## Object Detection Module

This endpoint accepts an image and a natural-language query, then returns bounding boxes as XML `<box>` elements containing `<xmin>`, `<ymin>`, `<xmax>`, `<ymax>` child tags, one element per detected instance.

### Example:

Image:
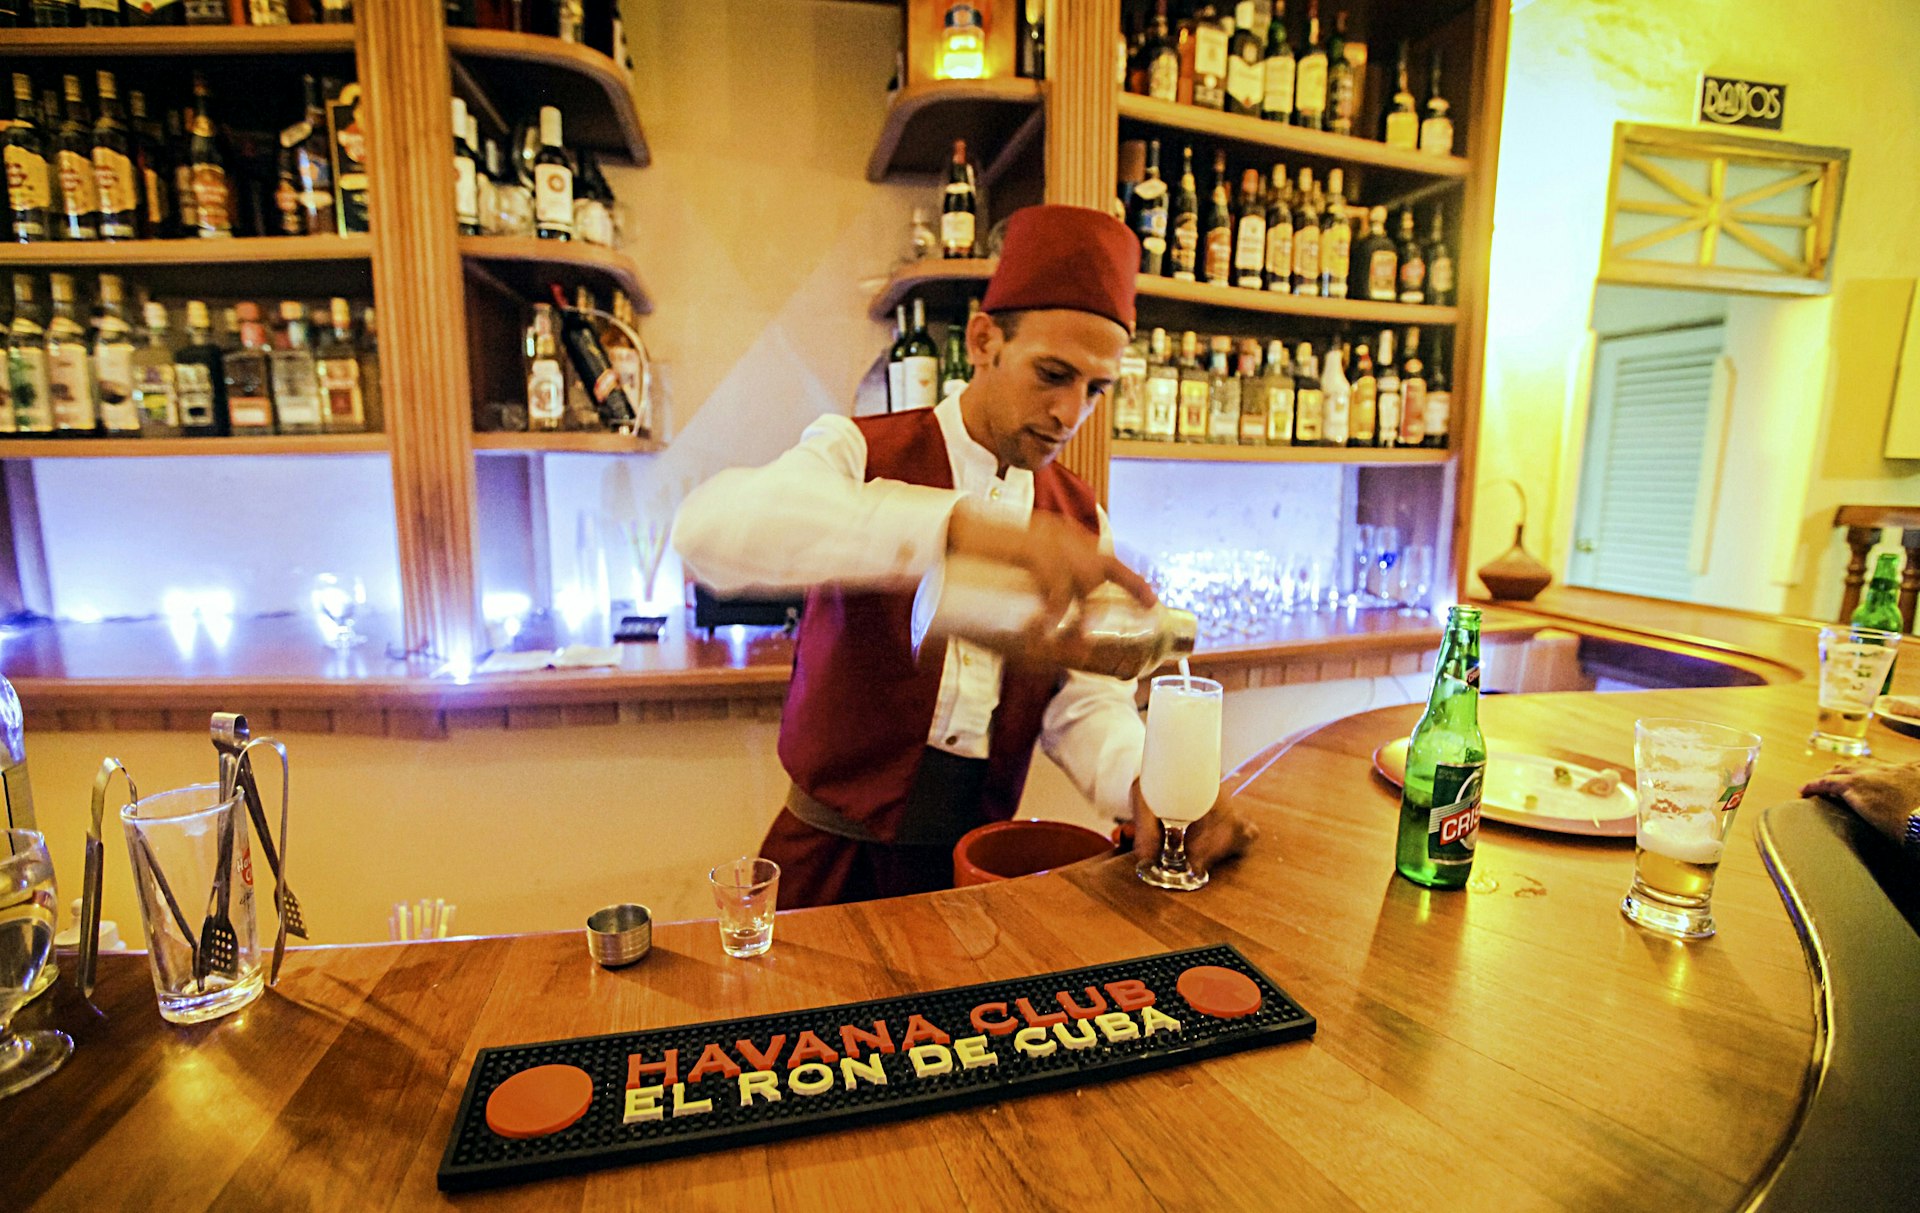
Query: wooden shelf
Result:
<box><xmin>0</xmin><ymin>24</ymin><xmax>356</xmax><ymax>56</ymax></box>
<box><xmin>0</xmin><ymin>235</ymin><xmax>375</xmax><ymax>297</ymax></box>
<box><xmin>867</xmin><ymin>78</ymin><xmax>1044</xmax><ymax>181</ymax></box>
<box><xmin>446</xmin><ymin>28</ymin><xmax>649</xmax><ymax>167</ymax></box>
<box><xmin>457</xmin><ymin>237</ymin><xmax>652</xmax><ymax>312</ymax></box>
<box><xmin>866</xmin><ymin>258</ymin><xmax>994</xmax><ymax>320</ymax></box>
<box><xmin>1117</xmin><ymin>93</ymin><xmax>1470</xmax><ymax>198</ymax></box>
<box><xmin>1112</xmin><ymin>440</ymin><xmax>1452</xmax><ymax>465</ymax></box>
<box><xmin>0</xmin><ymin>434</ymin><xmax>387</xmax><ymax>459</ymax></box>
<box><xmin>472</xmin><ymin>432</ymin><xmax>663</xmax><ymax>455</ymax></box>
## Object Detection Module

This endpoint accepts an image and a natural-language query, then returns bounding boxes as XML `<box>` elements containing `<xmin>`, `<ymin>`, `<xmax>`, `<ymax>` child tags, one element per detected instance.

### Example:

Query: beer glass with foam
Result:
<box><xmin>1620</xmin><ymin>719</ymin><xmax>1761</xmax><ymax>940</ymax></box>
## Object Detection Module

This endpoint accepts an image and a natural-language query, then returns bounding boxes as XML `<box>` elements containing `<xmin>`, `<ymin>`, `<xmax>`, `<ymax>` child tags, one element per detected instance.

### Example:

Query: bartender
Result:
<box><xmin>673</xmin><ymin>205</ymin><xmax>1253</xmax><ymax>907</ymax></box>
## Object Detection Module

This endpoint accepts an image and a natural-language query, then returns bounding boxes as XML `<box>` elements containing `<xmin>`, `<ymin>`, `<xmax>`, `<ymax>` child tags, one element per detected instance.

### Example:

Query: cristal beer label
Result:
<box><xmin>1426</xmin><ymin>762</ymin><xmax>1484</xmax><ymax>853</ymax></box>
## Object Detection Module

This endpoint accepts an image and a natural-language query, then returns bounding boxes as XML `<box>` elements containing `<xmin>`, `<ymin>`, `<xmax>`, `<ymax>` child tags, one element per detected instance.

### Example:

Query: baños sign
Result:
<box><xmin>1698</xmin><ymin>76</ymin><xmax>1786</xmax><ymax>131</ymax></box>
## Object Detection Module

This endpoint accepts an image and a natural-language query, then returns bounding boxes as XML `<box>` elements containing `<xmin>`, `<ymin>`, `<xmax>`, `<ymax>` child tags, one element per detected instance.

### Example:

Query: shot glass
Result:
<box><xmin>1620</xmin><ymin>719</ymin><xmax>1762</xmax><ymax>940</ymax></box>
<box><xmin>709</xmin><ymin>857</ymin><xmax>779</xmax><ymax>959</ymax></box>
<box><xmin>1812</xmin><ymin>625</ymin><xmax>1901</xmax><ymax>756</ymax></box>
<box><xmin>121</xmin><ymin>783</ymin><xmax>263</xmax><ymax>1024</ymax></box>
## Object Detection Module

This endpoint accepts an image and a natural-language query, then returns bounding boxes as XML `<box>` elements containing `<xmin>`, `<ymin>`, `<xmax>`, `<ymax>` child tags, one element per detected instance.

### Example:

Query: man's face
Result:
<box><xmin>966</xmin><ymin>308</ymin><xmax>1128</xmax><ymax>471</ymax></box>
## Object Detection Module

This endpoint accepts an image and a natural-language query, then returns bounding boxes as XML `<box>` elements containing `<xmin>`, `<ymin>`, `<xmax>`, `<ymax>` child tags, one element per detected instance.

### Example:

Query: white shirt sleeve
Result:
<box><xmin>671</xmin><ymin>414</ymin><xmax>967</xmax><ymax>596</ymax></box>
<box><xmin>1039</xmin><ymin>505</ymin><xmax>1147</xmax><ymax>821</ymax></box>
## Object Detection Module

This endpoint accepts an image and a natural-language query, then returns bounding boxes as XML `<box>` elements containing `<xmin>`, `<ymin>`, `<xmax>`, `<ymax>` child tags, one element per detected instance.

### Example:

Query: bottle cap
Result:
<box><xmin>539</xmin><ymin>105</ymin><xmax>562</xmax><ymax>146</ymax></box>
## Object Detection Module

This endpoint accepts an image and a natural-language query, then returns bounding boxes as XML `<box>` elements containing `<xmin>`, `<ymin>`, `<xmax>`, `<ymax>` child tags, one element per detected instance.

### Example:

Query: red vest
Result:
<box><xmin>777</xmin><ymin>407</ymin><xmax>1101</xmax><ymax>843</ymax></box>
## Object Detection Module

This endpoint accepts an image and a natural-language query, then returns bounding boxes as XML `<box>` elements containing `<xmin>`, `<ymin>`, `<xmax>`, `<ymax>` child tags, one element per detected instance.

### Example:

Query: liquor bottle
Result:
<box><xmin>1144</xmin><ymin>0</ymin><xmax>1180</xmax><ymax>101</ymax></box>
<box><xmin>8</xmin><ymin>275</ymin><xmax>53</xmax><ymax>434</ymax></box>
<box><xmin>1320</xmin><ymin>340</ymin><xmax>1349</xmax><ymax>447</ymax></box>
<box><xmin>315</xmin><ymin>298</ymin><xmax>365</xmax><ymax>433</ymax></box>
<box><xmin>1320</xmin><ymin>166</ymin><xmax>1350</xmax><ymax>298</ymax></box>
<box><xmin>1396</xmin><ymin>606</ymin><xmax>1486</xmax><ymax>889</ymax></box>
<box><xmin>55</xmin><ymin>75</ymin><xmax>99</xmax><ymax>241</ymax></box>
<box><xmin>940</xmin><ymin>139</ymin><xmax>977</xmax><ymax>258</ymax></box>
<box><xmin>1224</xmin><ymin>1</ymin><xmax>1265</xmax><ymax>116</ymax></box>
<box><xmin>131</xmin><ymin>300</ymin><xmax>182</xmax><ymax>437</ymax></box>
<box><xmin>290</xmin><ymin>74</ymin><xmax>334</xmax><ymax>236</ymax></box>
<box><xmin>1113</xmin><ymin>333</ymin><xmax>1147</xmax><ymax>439</ymax></box>
<box><xmin>169</xmin><ymin>108</ymin><xmax>198</xmax><ymax>237</ymax></box>
<box><xmin>1422</xmin><ymin>333</ymin><xmax>1450</xmax><ymax>449</ymax></box>
<box><xmin>1190</xmin><ymin>4</ymin><xmax>1229</xmax><ymax>111</ymax></box>
<box><xmin>128</xmin><ymin>90</ymin><xmax>168</xmax><ymax>239</ymax></box>
<box><xmin>269</xmin><ymin>301</ymin><xmax>323</xmax><ymax>434</ymax></box>
<box><xmin>607</xmin><ymin>293</ymin><xmax>647</xmax><ymax>435</ymax></box>
<box><xmin>1853</xmin><ymin>553</ymin><xmax>1904</xmax><ymax>693</ymax></box>
<box><xmin>1231</xmin><ymin>168</ymin><xmax>1266</xmax><ymax>290</ymax></box>
<box><xmin>1236</xmin><ymin>337</ymin><xmax>1266</xmax><ymax>444</ymax></box>
<box><xmin>1383</xmin><ymin>42</ymin><xmax>1418</xmax><ymax>149</ymax></box>
<box><xmin>1205</xmin><ymin>335</ymin><xmax>1239</xmax><ymax>443</ymax></box>
<box><xmin>44</xmin><ymin>273</ymin><xmax>94</xmax><ymax>435</ymax></box>
<box><xmin>128</xmin><ymin>0</ymin><xmax>187</xmax><ymax>22</ymax></box>
<box><xmin>1129</xmin><ymin>139</ymin><xmax>1169</xmax><ymax>275</ymax></box>
<box><xmin>1348</xmin><ymin>338</ymin><xmax>1375</xmax><ymax>446</ymax></box>
<box><xmin>6</xmin><ymin>74</ymin><xmax>52</xmax><ymax>242</ymax></box>
<box><xmin>189</xmin><ymin>75</ymin><xmax>231</xmax><ymax>238</ymax></box>
<box><xmin>78</xmin><ymin>0</ymin><xmax>117</xmax><ymax>25</ymax></box>
<box><xmin>1137</xmin><ymin>328</ymin><xmax>1173</xmax><ymax>442</ymax></box>
<box><xmin>1291</xmin><ymin>340</ymin><xmax>1321</xmax><ymax>444</ymax></box>
<box><xmin>86</xmin><ymin>71</ymin><xmax>138</xmax><ymax>241</ymax></box>
<box><xmin>1260</xmin><ymin>1</ymin><xmax>1294</xmax><ymax>123</ymax></box>
<box><xmin>1263</xmin><ymin>338</ymin><xmax>1293</xmax><ymax>444</ymax></box>
<box><xmin>556</xmin><ymin>0</ymin><xmax>584</xmax><ymax>42</ymax></box>
<box><xmin>1370</xmin><ymin>326</ymin><xmax>1396</xmax><ymax>447</ymax></box>
<box><xmin>1395</xmin><ymin>207</ymin><xmax>1426</xmax><ymax>303</ymax></box>
<box><xmin>1202</xmin><ymin>150</ymin><xmax>1232</xmax><ymax>287</ymax></box>
<box><xmin>175</xmin><ymin>300</ymin><xmax>227</xmax><ymax>436</ymax></box>
<box><xmin>1354</xmin><ymin>205</ymin><xmax>1394</xmax><ymax>301</ymax></box>
<box><xmin>355</xmin><ymin>305</ymin><xmax>381</xmax><ymax>430</ymax></box>
<box><xmin>1420</xmin><ymin>49</ymin><xmax>1454</xmax><ymax>155</ymax></box>
<box><xmin>1262</xmin><ymin>164</ymin><xmax>1292</xmax><ymax>292</ymax></box>
<box><xmin>249</xmin><ymin>0</ymin><xmax>291</xmax><ymax>22</ymax></box>
<box><xmin>1327</xmin><ymin>9</ymin><xmax>1356</xmax><ymax>135</ymax></box>
<box><xmin>1292</xmin><ymin>0</ymin><xmax>1326</xmax><ymax>130</ymax></box>
<box><xmin>1175</xmin><ymin>330</ymin><xmax>1209</xmax><ymax>442</ymax></box>
<box><xmin>453</xmin><ymin>98</ymin><xmax>480</xmax><ymax>235</ymax></box>
<box><xmin>900</xmin><ymin>297</ymin><xmax>939</xmax><ymax>411</ymax></box>
<box><xmin>31</xmin><ymin>0</ymin><xmax>75</xmax><ymax>24</ymax></box>
<box><xmin>93</xmin><ymin>274</ymin><xmax>138</xmax><ymax>434</ymax></box>
<box><xmin>318</xmin><ymin>0</ymin><xmax>351</xmax><ymax>21</ymax></box>
<box><xmin>185</xmin><ymin>0</ymin><xmax>227</xmax><ymax>22</ymax></box>
<box><xmin>557</xmin><ymin>286</ymin><xmax>636</xmax><ymax>429</ymax></box>
<box><xmin>573</xmin><ymin>150</ymin><xmax>615</xmax><ymax>246</ymax></box>
<box><xmin>533</xmin><ymin>106</ymin><xmax>574</xmax><ymax>240</ymax></box>
<box><xmin>1290</xmin><ymin>166</ymin><xmax>1319</xmax><ymax>296</ymax></box>
<box><xmin>1168</xmin><ymin>145</ymin><xmax>1199</xmax><ymax>281</ymax></box>
<box><xmin>885</xmin><ymin>304</ymin><xmax>907</xmax><ymax>411</ymax></box>
<box><xmin>522</xmin><ymin>303</ymin><xmax>563</xmax><ymax>431</ymax></box>
<box><xmin>939</xmin><ymin>316</ymin><xmax>973</xmax><ymax>401</ymax></box>
<box><xmin>222</xmin><ymin>302</ymin><xmax>274</xmax><ymax>435</ymax></box>
<box><xmin>1398</xmin><ymin>326</ymin><xmax>1426</xmax><ymax>447</ymax></box>
<box><xmin>1425</xmin><ymin>207</ymin><xmax>1455</xmax><ymax>306</ymax></box>
<box><xmin>471</xmin><ymin>112</ymin><xmax>497</xmax><ymax>239</ymax></box>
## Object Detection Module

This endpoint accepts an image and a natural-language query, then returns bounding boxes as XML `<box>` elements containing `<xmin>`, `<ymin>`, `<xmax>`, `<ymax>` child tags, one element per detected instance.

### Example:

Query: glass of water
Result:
<box><xmin>311</xmin><ymin>573</ymin><xmax>368</xmax><ymax>649</ymax></box>
<box><xmin>1</xmin><ymin>829</ymin><xmax>70</xmax><ymax>1099</ymax></box>
<box><xmin>709</xmin><ymin>857</ymin><xmax>779</xmax><ymax>958</ymax></box>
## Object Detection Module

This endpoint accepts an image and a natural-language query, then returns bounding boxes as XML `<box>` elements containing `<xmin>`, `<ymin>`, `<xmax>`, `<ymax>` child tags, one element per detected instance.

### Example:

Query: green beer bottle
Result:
<box><xmin>1851</xmin><ymin>552</ymin><xmax>1904</xmax><ymax>694</ymax></box>
<box><xmin>1395</xmin><ymin>605</ymin><xmax>1487</xmax><ymax>889</ymax></box>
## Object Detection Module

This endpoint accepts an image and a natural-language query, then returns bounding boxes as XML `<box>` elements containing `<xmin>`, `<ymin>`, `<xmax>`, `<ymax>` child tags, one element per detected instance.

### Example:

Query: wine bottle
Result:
<box><xmin>886</xmin><ymin>304</ymin><xmax>907</xmax><ymax>412</ymax></box>
<box><xmin>533</xmin><ymin>106</ymin><xmax>574</xmax><ymax>241</ymax></box>
<box><xmin>189</xmin><ymin>73</ymin><xmax>231</xmax><ymax>238</ymax></box>
<box><xmin>1202</xmin><ymin>149</ymin><xmax>1232</xmax><ymax>287</ymax></box>
<box><xmin>1168</xmin><ymin>145</ymin><xmax>1199</xmax><ymax>281</ymax></box>
<box><xmin>901</xmin><ymin>297</ymin><xmax>939</xmax><ymax>410</ymax></box>
<box><xmin>941</xmin><ymin>139</ymin><xmax>976</xmax><ymax>258</ymax></box>
<box><xmin>556</xmin><ymin>285</ymin><xmax>636</xmax><ymax>429</ymax></box>
<box><xmin>1395</xmin><ymin>207</ymin><xmax>1426</xmax><ymax>303</ymax></box>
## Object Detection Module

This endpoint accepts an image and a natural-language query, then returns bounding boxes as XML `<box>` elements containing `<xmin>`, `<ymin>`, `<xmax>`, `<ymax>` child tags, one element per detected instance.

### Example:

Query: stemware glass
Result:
<box><xmin>1136</xmin><ymin>675</ymin><xmax>1224</xmax><ymax>892</ymax></box>
<box><xmin>0</xmin><ymin>829</ymin><xmax>70</xmax><ymax>1099</ymax></box>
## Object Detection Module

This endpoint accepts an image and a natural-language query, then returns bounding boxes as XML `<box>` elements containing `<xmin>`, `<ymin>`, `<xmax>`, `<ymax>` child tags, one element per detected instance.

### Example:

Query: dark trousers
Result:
<box><xmin>758</xmin><ymin>808</ymin><xmax>956</xmax><ymax>909</ymax></box>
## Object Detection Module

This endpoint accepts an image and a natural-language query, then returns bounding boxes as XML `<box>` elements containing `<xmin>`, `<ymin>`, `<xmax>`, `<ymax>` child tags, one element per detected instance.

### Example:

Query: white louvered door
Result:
<box><xmin>1568</xmin><ymin>325</ymin><xmax>1729</xmax><ymax>597</ymax></box>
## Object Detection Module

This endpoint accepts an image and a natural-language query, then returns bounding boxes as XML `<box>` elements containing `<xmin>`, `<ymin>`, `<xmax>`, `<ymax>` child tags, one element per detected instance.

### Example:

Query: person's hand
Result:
<box><xmin>947</xmin><ymin>500</ymin><xmax>1156</xmax><ymax>625</ymax></box>
<box><xmin>1801</xmin><ymin>760</ymin><xmax>1920</xmax><ymax>845</ymax></box>
<box><xmin>1129</xmin><ymin>780</ymin><xmax>1261</xmax><ymax>873</ymax></box>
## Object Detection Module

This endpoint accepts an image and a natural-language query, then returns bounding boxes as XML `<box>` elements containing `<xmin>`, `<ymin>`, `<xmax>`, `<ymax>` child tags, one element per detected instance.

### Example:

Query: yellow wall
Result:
<box><xmin>1479</xmin><ymin>0</ymin><xmax>1920</xmax><ymax>618</ymax></box>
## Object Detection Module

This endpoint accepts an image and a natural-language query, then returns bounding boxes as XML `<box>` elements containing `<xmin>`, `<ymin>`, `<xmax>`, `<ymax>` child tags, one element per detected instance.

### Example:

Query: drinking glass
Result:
<box><xmin>0</xmin><ymin>829</ymin><xmax>69</xmax><ymax>1099</ymax></box>
<box><xmin>1812</xmin><ymin>625</ymin><xmax>1901</xmax><ymax>756</ymax></box>
<box><xmin>1136</xmin><ymin>675</ymin><xmax>1224</xmax><ymax>892</ymax></box>
<box><xmin>1620</xmin><ymin>719</ymin><xmax>1762</xmax><ymax>940</ymax></box>
<box><xmin>709</xmin><ymin>857</ymin><xmax>779</xmax><ymax>958</ymax></box>
<box><xmin>1395</xmin><ymin>544</ymin><xmax>1434</xmax><ymax>615</ymax></box>
<box><xmin>122</xmin><ymin>784</ymin><xmax>263</xmax><ymax>1024</ymax></box>
<box><xmin>311</xmin><ymin>573</ymin><xmax>367</xmax><ymax>649</ymax></box>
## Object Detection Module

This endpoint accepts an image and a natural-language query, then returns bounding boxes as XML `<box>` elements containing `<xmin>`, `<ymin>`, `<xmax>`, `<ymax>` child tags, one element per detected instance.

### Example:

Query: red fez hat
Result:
<box><xmin>982</xmin><ymin>205</ymin><xmax>1139</xmax><ymax>333</ymax></box>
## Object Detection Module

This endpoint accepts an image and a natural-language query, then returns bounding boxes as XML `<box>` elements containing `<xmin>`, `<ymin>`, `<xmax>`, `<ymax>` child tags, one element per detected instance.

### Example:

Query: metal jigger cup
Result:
<box><xmin>586</xmin><ymin>903</ymin><xmax>652</xmax><ymax>967</ymax></box>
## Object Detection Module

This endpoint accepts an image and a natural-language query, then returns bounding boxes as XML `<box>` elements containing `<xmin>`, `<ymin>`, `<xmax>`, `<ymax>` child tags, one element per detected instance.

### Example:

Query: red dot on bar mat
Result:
<box><xmin>485</xmin><ymin>1064</ymin><xmax>595</xmax><ymax>1139</ymax></box>
<box><xmin>1176</xmin><ymin>966</ymin><xmax>1263</xmax><ymax>1019</ymax></box>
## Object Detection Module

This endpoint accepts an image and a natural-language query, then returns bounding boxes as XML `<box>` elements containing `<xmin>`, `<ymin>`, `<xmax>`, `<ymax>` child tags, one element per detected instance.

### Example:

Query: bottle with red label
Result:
<box><xmin>1394</xmin><ymin>605</ymin><xmax>1486</xmax><ymax>888</ymax></box>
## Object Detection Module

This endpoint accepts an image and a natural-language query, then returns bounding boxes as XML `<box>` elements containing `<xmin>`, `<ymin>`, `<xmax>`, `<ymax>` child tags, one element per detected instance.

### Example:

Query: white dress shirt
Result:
<box><xmin>672</xmin><ymin>394</ymin><xmax>1145</xmax><ymax>821</ymax></box>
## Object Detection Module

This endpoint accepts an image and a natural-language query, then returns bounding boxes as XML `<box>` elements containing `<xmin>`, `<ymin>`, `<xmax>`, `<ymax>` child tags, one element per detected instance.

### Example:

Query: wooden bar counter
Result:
<box><xmin>9</xmin><ymin>591</ymin><xmax>1912</xmax><ymax>1210</ymax></box>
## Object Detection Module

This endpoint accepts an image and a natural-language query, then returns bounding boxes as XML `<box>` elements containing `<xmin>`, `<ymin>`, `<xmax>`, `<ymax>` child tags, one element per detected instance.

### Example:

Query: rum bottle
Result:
<box><xmin>6</xmin><ymin>74</ymin><xmax>52</xmax><ymax>242</ymax></box>
<box><xmin>175</xmin><ymin>301</ymin><xmax>228</xmax><ymax>436</ymax></box>
<box><xmin>93</xmin><ymin>273</ymin><xmax>138</xmax><ymax>435</ymax></box>
<box><xmin>131</xmin><ymin>301</ymin><xmax>182</xmax><ymax>437</ymax></box>
<box><xmin>45</xmin><ymin>273</ymin><xmax>95</xmax><ymax>435</ymax></box>
<box><xmin>90</xmin><ymin>71</ymin><xmax>138</xmax><ymax>241</ymax></box>
<box><xmin>223</xmin><ymin>302</ymin><xmax>275</xmax><ymax>435</ymax></box>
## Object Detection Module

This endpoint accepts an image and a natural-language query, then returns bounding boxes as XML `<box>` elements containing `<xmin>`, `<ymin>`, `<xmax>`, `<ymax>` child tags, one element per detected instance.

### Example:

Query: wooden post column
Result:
<box><xmin>1046</xmin><ymin>0</ymin><xmax>1120</xmax><ymax>506</ymax></box>
<box><xmin>358</xmin><ymin>0</ymin><xmax>482</xmax><ymax>663</ymax></box>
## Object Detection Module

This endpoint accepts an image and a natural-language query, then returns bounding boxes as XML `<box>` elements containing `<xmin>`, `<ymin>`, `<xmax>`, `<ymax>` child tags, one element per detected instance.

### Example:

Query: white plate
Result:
<box><xmin>1373</xmin><ymin>739</ymin><xmax>1638</xmax><ymax>838</ymax></box>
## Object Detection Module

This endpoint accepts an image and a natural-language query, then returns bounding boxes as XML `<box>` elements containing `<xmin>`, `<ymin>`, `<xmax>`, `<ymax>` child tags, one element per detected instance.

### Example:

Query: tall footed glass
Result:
<box><xmin>122</xmin><ymin>784</ymin><xmax>263</xmax><ymax>1024</ymax></box>
<box><xmin>0</xmin><ymin>829</ymin><xmax>68</xmax><ymax>1099</ymax></box>
<box><xmin>1136</xmin><ymin>675</ymin><xmax>1224</xmax><ymax>891</ymax></box>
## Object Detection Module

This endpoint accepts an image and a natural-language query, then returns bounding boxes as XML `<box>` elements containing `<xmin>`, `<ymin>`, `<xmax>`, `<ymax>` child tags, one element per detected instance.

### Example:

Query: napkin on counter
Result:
<box><xmin>474</xmin><ymin>645</ymin><xmax>621</xmax><ymax>675</ymax></box>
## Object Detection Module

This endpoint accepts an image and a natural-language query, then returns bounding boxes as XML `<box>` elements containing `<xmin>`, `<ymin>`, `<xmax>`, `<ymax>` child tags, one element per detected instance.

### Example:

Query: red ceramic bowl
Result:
<box><xmin>952</xmin><ymin>819</ymin><xmax>1116</xmax><ymax>887</ymax></box>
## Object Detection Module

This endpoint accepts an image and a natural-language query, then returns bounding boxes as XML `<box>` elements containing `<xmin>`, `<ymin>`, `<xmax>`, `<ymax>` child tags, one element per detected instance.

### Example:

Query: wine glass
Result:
<box><xmin>311</xmin><ymin>573</ymin><xmax>367</xmax><ymax>649</ymax></box>
<box><xmin>1396</xmin><ymin>545</ymin><xmax>1434</xmax><ymax>616</ymax></box>
<box><xmin>0</xmin><ymin>829</ymin><xmax>71</xmax><ymax>1099</ymax></box>
<box><xmin>1136</xmin><ymin>675</ymin><xmax>1224</xmax><ymax>892</ymax></box>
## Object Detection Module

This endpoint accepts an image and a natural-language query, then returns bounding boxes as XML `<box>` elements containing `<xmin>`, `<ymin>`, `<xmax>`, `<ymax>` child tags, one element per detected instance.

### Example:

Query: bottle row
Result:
<box><xmin>883</xmin><ymin>297</ymin><xmax>974</xmax><ymax>413</ymax></box>
<box><xmin>3</xmin><ymin>66</ymin><xmax>365</xmax><ymax>242</ymax></box>
<box><xmin>451</xmin><ymin>99</ymin><xmax>618</xmax><ymax>246</ymax></box>
<box><xmin>1123</xmin><ymin>0</ymin><xmax>1456</xmax><ymax>156</ymax></box>
<box><xmin>1122</xmin><ymin>140</ymin><xmax>1454</xmax><ymax>304</ymax></box>
<box><xmin>494</xmin><ymin>285</ymin><xmax>651</xmax><ymax>437</ymax></box>
<box><xmin>1114</xmin><ymin>323</ymin><xmax>1452</xmax><ymax>449</ymax></box>
<box><xmin>3</xmin><ymin>271</ymin><xmax>379</xmax><ymax>438</ymax></box>
<box><xmin>0</xmin><ymin>0</ymin><xmax>350</xmax><ymax>26</ymax></box>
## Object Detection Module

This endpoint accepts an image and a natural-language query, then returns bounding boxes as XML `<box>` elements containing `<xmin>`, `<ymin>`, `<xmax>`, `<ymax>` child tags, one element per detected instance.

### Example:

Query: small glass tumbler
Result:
<box><xmin>1620</xmin><ymin>719</ymin><xmax>1762</xmax><ymax>940</ymax></box>
<box><xmin>709</xmin><ymin>857</ymin><xmax>779</xmax><ymax>959</ymax></box>
<box><xmin>1812</xmin><ymin>625</ymin><xmax>1901</xmax><ymax>756</ymax></box>
<box><xmin>122</xmin><ymin>784</ymin><xmax>262</xmax><ymax>1024</ymax></box>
